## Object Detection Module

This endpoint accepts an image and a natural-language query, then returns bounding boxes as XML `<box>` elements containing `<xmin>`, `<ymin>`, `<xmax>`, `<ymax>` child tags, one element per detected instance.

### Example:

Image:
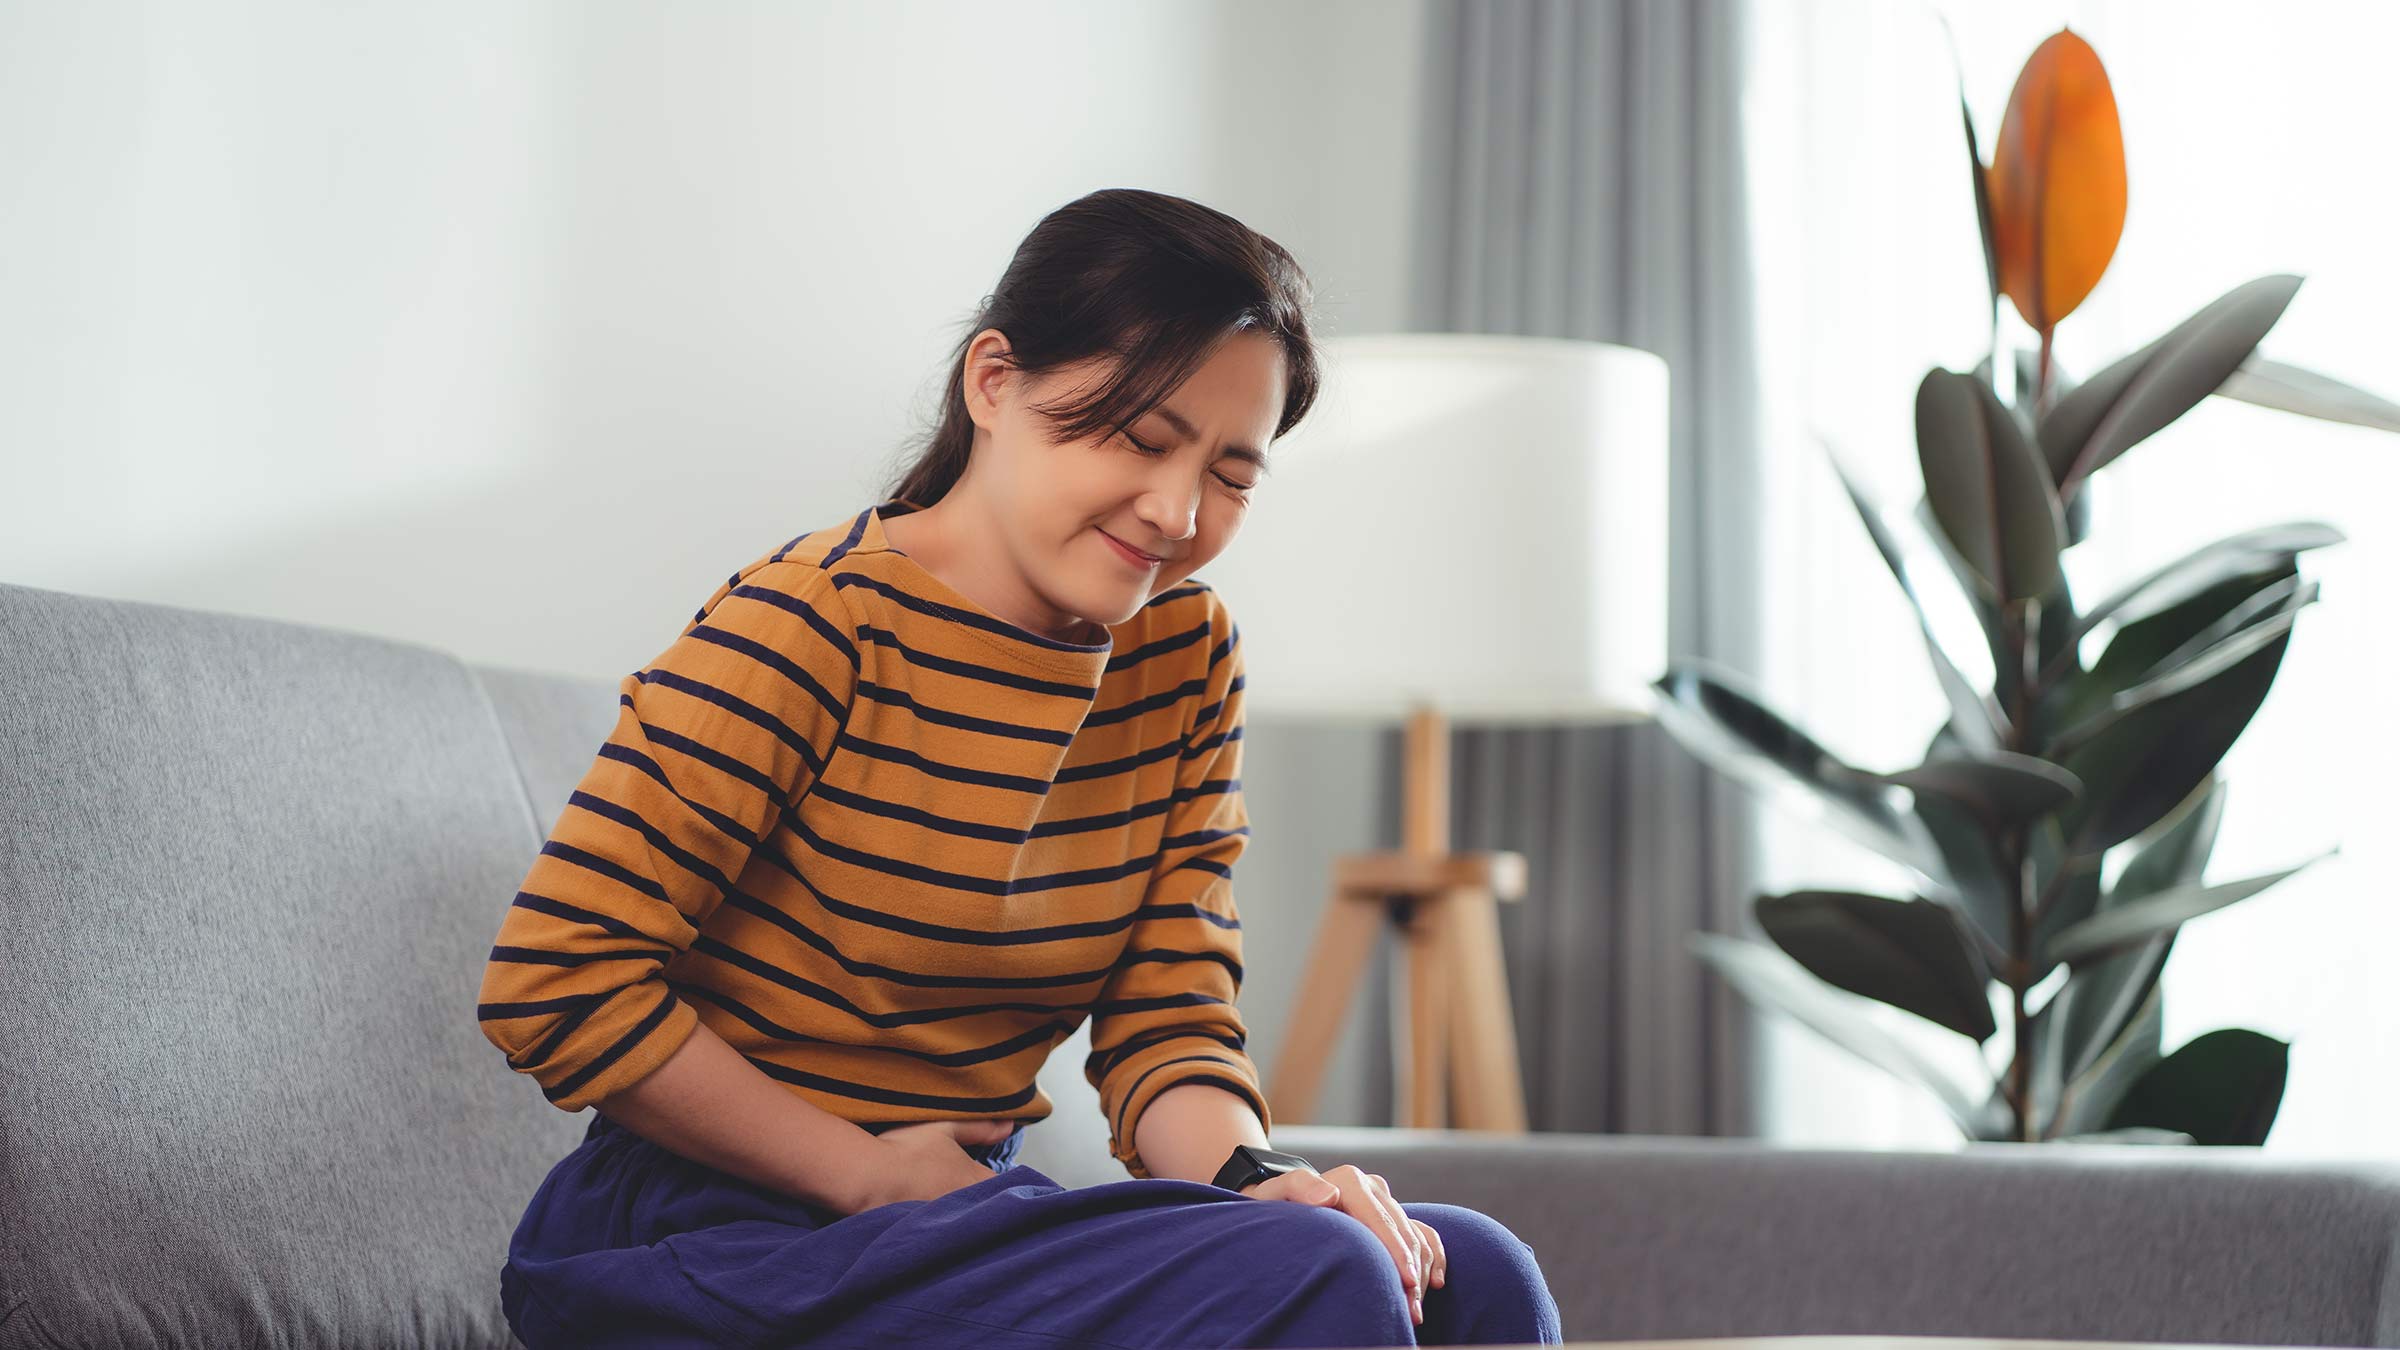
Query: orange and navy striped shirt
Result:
<box><xmin>475</xmin><ymin>497</ymin><xmax>1264</xmax><ymax>1179</ymax></box>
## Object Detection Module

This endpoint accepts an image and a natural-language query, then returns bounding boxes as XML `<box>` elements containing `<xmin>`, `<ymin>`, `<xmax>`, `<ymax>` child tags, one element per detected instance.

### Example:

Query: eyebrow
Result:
<box><xmin>1149</xmin><ymin>403</ymin><xmax>1271</xmax><ymax>474</ymax></box>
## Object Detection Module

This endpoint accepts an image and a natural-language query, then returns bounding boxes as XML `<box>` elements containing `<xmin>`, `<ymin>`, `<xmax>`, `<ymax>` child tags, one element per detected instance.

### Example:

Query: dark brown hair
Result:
<box><xmin>884</xmin><ymin>188</ymin><xmax>1321</xmax><ymax>508</ymax></box>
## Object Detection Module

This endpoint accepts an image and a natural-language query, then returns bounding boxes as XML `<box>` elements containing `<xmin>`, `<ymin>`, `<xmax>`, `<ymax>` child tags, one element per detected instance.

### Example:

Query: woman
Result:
<box><xmin>478</xmin><ymin>187</ymin><xmax>1563</xmax><ymax>1348</ymax></box>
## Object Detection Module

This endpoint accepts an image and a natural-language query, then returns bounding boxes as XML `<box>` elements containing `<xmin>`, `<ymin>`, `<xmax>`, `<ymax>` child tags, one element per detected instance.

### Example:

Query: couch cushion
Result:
<box><xmin>0</xmin><ymin>581</ymin><xmax>581</xmax><ymax>1349</ymax></box>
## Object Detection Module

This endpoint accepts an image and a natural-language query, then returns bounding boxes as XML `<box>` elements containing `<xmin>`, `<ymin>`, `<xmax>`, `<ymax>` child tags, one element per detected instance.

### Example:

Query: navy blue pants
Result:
<box><xmin>502</xmin><ymin>1110</ymin><xmax>1563</xmax><ymax>1348</ymax></box>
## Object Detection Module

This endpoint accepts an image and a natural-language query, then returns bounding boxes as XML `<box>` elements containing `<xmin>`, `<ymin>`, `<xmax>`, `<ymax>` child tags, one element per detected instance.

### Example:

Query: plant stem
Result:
<box><xmin>2006</xmin><ymin>827</ymin><xmax>2035</xmax><ymax>1142</ymax></box>
<box><xmin>2036</xmin><ymin>326</ymin><xmax>2055</xmax><ymax>415</ymax></box>
<box><xmin>1999</xmin><ymin>597</ymin><xmax>2038</xmax><ymax>1143</ymax></box>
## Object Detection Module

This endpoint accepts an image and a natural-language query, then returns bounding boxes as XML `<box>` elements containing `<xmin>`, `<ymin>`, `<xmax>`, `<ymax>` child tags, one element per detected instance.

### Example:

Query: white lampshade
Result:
<box><xmin>1196</xmin><ymin>332</ymin><xmax>1669</xmax><ymax>723</ymax></box>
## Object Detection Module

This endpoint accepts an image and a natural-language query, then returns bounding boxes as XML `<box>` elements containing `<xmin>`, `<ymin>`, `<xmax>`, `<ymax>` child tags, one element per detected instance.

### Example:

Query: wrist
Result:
<box><xmin>1212</xmin><ymin>1143</ymin><xmax>1314</xmax><ymax>1192</ymax></box>
<box><xmin>796</xmin><ymin>1130</ymin><xmax>899</xmax><ymax>1216</ymax></box>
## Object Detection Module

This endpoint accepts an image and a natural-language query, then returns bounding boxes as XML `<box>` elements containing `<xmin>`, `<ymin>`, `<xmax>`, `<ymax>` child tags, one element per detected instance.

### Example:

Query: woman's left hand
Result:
<box><xmin>1240</xmin><ymin>1162</ymin><xmax>1446</xmax><ymax>1325</ymax></box>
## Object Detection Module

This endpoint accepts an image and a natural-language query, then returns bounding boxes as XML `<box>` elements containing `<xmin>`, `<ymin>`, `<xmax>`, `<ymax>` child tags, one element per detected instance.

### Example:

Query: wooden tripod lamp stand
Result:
<box><xmin>1194</xmin><ymin>333</ymin><xmax>1672</xmax><ymax>1136</ymax></box>
<box><xmin>1271</xmin><ymin>704</ymin><xmax>1530</xmax><ymax>1130</ymax></box>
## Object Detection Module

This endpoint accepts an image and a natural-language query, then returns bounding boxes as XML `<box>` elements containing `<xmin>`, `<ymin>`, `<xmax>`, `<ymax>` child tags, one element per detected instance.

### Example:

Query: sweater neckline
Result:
<box><xmin>859</xmin><ymin>498</ymin><xmax>1117</xmax><ymax>682</ymax></box>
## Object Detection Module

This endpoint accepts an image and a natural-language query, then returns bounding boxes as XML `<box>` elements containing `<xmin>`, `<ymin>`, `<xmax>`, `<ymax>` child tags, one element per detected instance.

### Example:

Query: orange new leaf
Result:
<box><xmin>1988</xmin><ymin>29</ymin><xmax>2127</xmax><ymax>334</ymax></box>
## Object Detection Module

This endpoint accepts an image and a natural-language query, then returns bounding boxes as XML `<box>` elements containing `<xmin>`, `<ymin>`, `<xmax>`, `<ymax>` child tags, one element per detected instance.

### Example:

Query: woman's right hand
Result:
<box><xmin>850</xmin><ymin>1118</ymin><xmax>1018</xmax><ymax>1212</ymax></box>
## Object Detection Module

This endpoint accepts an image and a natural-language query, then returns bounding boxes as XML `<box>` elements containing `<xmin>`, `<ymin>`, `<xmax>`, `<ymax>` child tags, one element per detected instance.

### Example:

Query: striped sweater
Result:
<box><xmin>475</xmin><ymin>498</ymin><xmax>1265</xmax><ymax>1179</ymax></box>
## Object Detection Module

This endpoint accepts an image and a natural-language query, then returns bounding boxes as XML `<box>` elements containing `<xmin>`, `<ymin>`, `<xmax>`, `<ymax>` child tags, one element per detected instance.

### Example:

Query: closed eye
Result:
<box><xmin>1122</xmin><ymin>433</ymin><xmax>1256</xmax><ymax>492</ymax></box>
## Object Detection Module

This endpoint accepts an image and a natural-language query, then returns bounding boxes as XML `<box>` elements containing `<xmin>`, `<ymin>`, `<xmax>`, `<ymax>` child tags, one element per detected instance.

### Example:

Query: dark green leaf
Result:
<box><xmin>2031</xmin><ymin>775</ymin><xmax>2221</xmax><ymax>985</ymax></box>
<box><xmin>1940</xmin><ymin>11</ymin><xmax>2001</xmax><ymax>319</ymax></box>
<box><xmin>2023</xmin><ymin>805</ymin><xmax>2163</xmax><ymax>1135</ymax></box>
<box><xmin>2103</xmin><ymin>1028</ymin><xmax>2288</xmax><ymax>1145</ymax></box>
<box><xmin>2055</xmin><ymin>569</ymin><xmax>2294</xmax><ymax>852</ymax></box>
<box><xmin>1689</xmin><ymin>932</ymin><xmax>1989</xmax><ymax>1133</ymax></box>
<box><xmin>1910</xmin><ymin>725</ymin><xmax>2017</xmax><ymax>956</ymax></box>
<box><xmin>2114</xmin><ymin>778</ymin><xmax>2227</xmax><ymax>902</ymax></box>
<box><xmin>2031</xmin><ymin>783</ymin><xmax>2225</xmax><ymax>1127</ymax></box>
<box><xmin>2217</xmin><ymin>355</ymin><xmax>2400</xmax><ymax>434</ymax></box>
<box><xmin>2052</xmin><ymin>576</ymin><xmax>2319</xmax><ymax>754</ymax></box>
<box><xmin>2021</xmin><ymin>974</ymin><xmax>2071</xmax><ymax>1133</ymax></box>
<box><xmin>1912</xmin><ymin>495</ymin><xmax>2014</xmax><ymax>697</ymax></box>
<box><xmin>2053</xmin><ymin>980</ymin><xmax>2167</xmax><ymax>1138</ymax></box>
<box><xmin>2040</xmin><ymin>274</ymin><xmax>2304</xmax><ymax>496</ymax></box>
<box><xmin>1755</xmin><ymin>890</ymin><xmax>1998</xmax><ymax>1042</ymax></box>
<box><xmin>2026</xmin><ymin>814</ymin><xmax>2103</xmax><ymax>979</ymax></box>
<box><xmin>2067</xmin><ymin>522</ymin><xmax>2343</xmax><ymax>646</ymax></box>
<box><xmin>2044</xmin><ymin>850</ymin><xmax>2331</xmax><ymax>968</ymax></box>
<box><xmin>1918</xmin><ymin>368</ymin><xmax>2068</xmax><ymax>602</ymax></box>
<box><xmin>2050</xmin><ymin>561</ymin><xmax>2297</xmax><ymax>735</ymax></box>
<box><xmin>2034</xmin><ymin>940</ymin><xmax>2172</xmax><ymax>1125</ymax></box>
<box><xmin>1913</xmin><ymin>793</ymin><xmax>2015</xmax><ymax>961</ymax></box>
<box><xmin>1652</xmin><ymin>662</ymin><xmax>1946</xmax><ymax>887</ymax></box>
<box><xmin>1824</xmin><ymin>445</ymin><xmax>2004</xmax><ymax>750</ymax></box>
<box><xmin>1880</xmin><ymin>752</ymin><xmax>2081</xmax><ymax>824</ymax></box>
<box><xmin>2062</xmin><ymin>482</ymin><xmax>2093</xmax><ymax>548</ymax></box>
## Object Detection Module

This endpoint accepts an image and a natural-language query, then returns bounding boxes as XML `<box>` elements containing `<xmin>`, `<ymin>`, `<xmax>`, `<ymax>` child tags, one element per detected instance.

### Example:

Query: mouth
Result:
<box><xmin>1096</xmin><ymin>529</ymin><xmax>1163</xmax><ymax>568</ymax></box>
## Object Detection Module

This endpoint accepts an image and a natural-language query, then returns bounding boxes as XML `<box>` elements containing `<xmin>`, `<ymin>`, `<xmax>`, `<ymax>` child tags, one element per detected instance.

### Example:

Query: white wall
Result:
<box><xmin>0</xmin><ymin>0</ymin><xmax>1435</xmax><ymax>1131</ymax></box>
<box><xmin>1</xmin><ymin>0</ymin><xmax>1433</xmax><ymax>683</ymax></box>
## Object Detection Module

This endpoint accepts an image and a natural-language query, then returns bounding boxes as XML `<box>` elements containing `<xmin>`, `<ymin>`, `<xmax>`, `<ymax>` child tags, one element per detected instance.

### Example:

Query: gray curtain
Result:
<box><xmin>1369</xmin><ymin>0</ymin><xmax>1768</xmax><ymax>1137</ymax></box>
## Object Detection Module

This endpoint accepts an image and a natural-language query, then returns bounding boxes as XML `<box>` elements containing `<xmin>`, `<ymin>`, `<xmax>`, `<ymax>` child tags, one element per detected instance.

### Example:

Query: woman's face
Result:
<box><xmin>960</xmin><ymin>328</ymin><xmax>1285</xmax><ymax>633</ymax></box>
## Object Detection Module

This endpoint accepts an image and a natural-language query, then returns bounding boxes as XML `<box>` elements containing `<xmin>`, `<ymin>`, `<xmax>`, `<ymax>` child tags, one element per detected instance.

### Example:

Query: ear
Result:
<box><xmin>962</xmin><ymin>328</ymin><xmax>1015</xmax><ymax>434</ymax></box>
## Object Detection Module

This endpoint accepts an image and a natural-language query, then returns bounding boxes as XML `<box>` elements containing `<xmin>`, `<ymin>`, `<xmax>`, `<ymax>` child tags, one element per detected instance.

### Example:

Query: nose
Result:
<box><xmin>1134</xmin><ymin>471</ymin><xmax>1201</xmax><ymax>544</ymax></box>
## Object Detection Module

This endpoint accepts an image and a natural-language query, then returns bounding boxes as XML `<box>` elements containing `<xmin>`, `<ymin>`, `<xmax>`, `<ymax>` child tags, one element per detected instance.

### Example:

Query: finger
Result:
<box><xmin>1364</xmin><ymin>1174</ymin><xmax>1429</xmax><ymax>1290</ymax></box>
<box><xmin>1365</xmin><ymin>1179</ymin><xmax>1427</xmax><ymax>1325</ymax></box>
<box><xmin>1334</xmin><ymin>1168</ymin><xmax>1420</xmax><ymax>1296</ymax></box>
<box><xmin>1362</xmin><ymin>1174</ymin><xmax>1425</xmax><ymax>1282</ymax></box>
<box><xmin>1413</xmin><ymin>1217</ymin><xmax>1447</xmax><ymax>1290</ymax></box>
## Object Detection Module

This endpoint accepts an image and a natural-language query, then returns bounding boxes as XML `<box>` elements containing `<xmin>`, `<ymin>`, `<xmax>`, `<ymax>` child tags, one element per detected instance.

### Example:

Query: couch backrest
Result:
<box><xmin>0</xmin><ymin>580</ymin><xmax>583</xmax><ymax>1349</ymax></box>
<box><xmin>1266</xmin><ymin>1124</ymin><xmax>2400</xmax><ymax>1348</ymax></box>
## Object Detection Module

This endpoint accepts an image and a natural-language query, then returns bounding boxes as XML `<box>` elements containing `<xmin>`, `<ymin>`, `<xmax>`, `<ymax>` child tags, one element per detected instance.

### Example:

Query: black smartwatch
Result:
<box><xmin>1211</xmin><ymin>1144</ymin><xmax>1314</xmax><ymax>1193</ymax></box>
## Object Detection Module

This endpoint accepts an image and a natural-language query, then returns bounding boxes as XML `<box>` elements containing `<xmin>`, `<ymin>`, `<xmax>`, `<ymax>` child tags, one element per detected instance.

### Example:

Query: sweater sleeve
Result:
<box><xmin>476</xmin><ymin>560</ymin><xmax>857</xmax><ymax>1112</ymax></box>
<box><xmin>1082</xmin><ymin>588</ymin><xmax>1270</xmax><ymax>1178</ymax></box>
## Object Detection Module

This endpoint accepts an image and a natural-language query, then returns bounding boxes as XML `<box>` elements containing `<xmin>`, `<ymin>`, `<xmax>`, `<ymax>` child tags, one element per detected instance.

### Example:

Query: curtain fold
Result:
<box><xmin>1368</xmin><ymin>0</ymin><xmax>1767</xmax><ymax>1137</ymax></box>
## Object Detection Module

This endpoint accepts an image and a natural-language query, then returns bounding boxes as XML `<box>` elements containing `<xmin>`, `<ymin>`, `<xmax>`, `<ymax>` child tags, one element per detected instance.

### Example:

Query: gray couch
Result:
<box><xmin>5</xmin><ymin>576</ymin><xmax>2400</xmax><ymax>1349</ymax></box>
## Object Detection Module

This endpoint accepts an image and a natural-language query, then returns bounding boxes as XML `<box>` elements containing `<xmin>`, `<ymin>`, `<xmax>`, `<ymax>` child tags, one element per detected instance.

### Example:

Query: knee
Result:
<box><xmin>1405</xmin><ymin>1201</ymin><xmax>1564</xmax><ymax>1343</ymax></box>
<box><xmin>1274</xmin><ymin>1202</ymin><xmax>1414</xmax><ymax>1299</ymax></box>
<box><xmin>1404</xmin><ymin>1201</ymin><xmax>1545</xmax><ymax>1283</ymax></box>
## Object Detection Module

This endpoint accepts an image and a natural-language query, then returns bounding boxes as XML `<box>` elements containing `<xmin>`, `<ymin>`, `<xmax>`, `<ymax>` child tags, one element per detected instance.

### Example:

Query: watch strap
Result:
<box><xmin>1210</xmin><ymin>1144</ymin><xmax>1314</xmax><ymax>1192</ymax></box>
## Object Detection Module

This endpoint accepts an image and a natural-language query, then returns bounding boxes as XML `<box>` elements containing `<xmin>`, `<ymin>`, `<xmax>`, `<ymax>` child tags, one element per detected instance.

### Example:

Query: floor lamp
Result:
<box><xmin>1198</xmin><ymin>333</ymin><xmax>1670</xmax><ymax>1133</ymax></box>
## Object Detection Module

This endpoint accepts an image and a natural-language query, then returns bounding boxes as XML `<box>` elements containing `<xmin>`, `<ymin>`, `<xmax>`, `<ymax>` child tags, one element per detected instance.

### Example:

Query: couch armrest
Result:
<box><xmin>1269</xmin><ymin>1124</ymin><xmax>2400</xmax><ymax>1348</ymax></box>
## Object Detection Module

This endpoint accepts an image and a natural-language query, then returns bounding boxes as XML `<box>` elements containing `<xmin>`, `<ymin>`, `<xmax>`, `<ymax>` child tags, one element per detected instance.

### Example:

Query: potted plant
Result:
<box><xmin>1656</xmin><ymin>26</ymin><xmax>2400</xmax><ymax>1145</ymax></box>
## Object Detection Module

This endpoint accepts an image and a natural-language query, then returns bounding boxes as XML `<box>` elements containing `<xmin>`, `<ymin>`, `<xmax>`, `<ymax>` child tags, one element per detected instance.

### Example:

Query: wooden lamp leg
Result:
<box><xmin>1445</xmin><ymin>883</ymin><xmax>1529</xmax><ymax>1132</ymax></box>
<box><xmin>1399</xmin><ymin>888</ymin><xmax>1453</xmax><ymax>1129</ymax></box>
<box><xmin>1265</xmin><ymin>885</ymin><xmax>1386</xmax><ymax>1126</ymax></box>
<box><xmin>1266</xmin><ymin>702</ymin><xmax>1531</xmax><ymax>1134</ymax></box>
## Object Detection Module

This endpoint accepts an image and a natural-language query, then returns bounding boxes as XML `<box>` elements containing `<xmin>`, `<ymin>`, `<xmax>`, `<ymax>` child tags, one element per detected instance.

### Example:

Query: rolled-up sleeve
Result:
<box><xmin>475</xmin><ymin>560</ymin><xmax>856</xmax><ymax>1112</ymax></box>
